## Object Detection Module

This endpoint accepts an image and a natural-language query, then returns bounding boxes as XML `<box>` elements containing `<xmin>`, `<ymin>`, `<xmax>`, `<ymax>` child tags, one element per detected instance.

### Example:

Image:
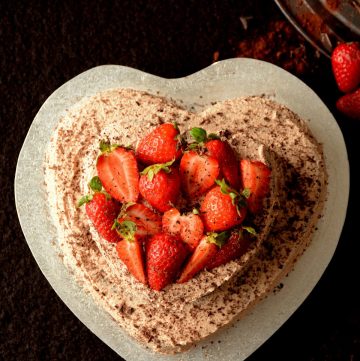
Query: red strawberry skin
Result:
<box><xmin>116</xmin><ymin>236</ymin><xmax>147</xmax><ymax>284</ymax></box>
<box><xmin>119</xmin><ymin>203</ymin><xmax>162</xmax><ymax>238</ymax></box>
<box><xmin>97</xmin><ymin>147</ymin><xmax>139</xmax><ymax>203</ymax></box>
<box><xmin>200</xmin><ymin>186</ymin><xmax>247</xmax><ymax>232</ymax></box>
<box><xmin>136</xmin><ymin>123</ymin><xmax>182</xmax><ymax>165</ymax></box>
<box><xmin>177</xmin><ymin>236</ymin><xmax>218</xmax><ymax>283</ymax></box>
<box><xmin>240</xmin><ymin>160</ymin><xmax>271</xmax><ymax>214</ymax></box>
<box><xmin>139</xmin><ymin>167</ymin><xmax>181</xmax><ymax>212</ymax></box>
<box><xmin>331</xmin><ymin>42</ymin><xmax>360</xmax><ymax>93</ymax></box>
<box><xmin>180</xmin><ymin>151</ymin><xmax>220</xmax><ymax>198</ymax></box>
<box><xmin>85</xmin><ymin>193</ymin><xmax>121</xmax><ymax>243</ymax></box>
<box><xmin>205</xmin><ymin>139</ymin><xmax>240</xmax><ymax>189</ymax></box>
<box><xmin>162</xmin><ymin>208</ymin><xmax>204</xmax><ymax>251</ymax></box>
<box><xmin>336</xmin><ymin>88</ymin><xmax>360</xmax><ymax>120</ymax></box>
<box><xmin>146</xmin><ymin>233</ymin><xmax>188</xmax><ymax>291</ymax></box>
<box><xmin>206</xmin><ymin>231</ymin><xmax>251</xmax><ymax>270</ymax></box>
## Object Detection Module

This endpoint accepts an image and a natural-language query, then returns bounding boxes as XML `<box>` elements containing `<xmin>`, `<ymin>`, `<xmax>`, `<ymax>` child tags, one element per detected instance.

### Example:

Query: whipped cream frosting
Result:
<box><xmin>44</xmin><ymin>89</ymin><xmax>327</xmax><ymax>354</ymax></box>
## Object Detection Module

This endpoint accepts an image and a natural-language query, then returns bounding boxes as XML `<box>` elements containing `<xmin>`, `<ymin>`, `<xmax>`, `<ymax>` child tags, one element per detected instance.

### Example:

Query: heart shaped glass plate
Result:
<box><xmin>15</xmin><ymin>58</ymin><xmax>349</xmax><ymax>361</ymax></box>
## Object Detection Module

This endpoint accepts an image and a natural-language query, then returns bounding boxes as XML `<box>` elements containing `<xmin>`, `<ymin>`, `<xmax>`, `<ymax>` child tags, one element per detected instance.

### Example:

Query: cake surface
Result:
<box><xmin>44</xmin><ymin>88</ymin><xmax>327</xmax><ymax>354</ymax></box>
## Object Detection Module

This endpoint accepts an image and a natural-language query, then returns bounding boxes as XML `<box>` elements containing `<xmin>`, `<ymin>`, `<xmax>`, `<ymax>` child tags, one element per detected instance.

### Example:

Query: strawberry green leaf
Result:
<box><xmin>141</xmin><ymin>159</ymin><xmax>175</xmax><ymax>181</ymax></box>
<box><xmin>192</xmin><ymin>208</ymin><xmax>200</xmax><ymax>215</ymax></box>
<box><xmin>113</xmin><ymin>220</ymin><xmax>137</xmax><ymax>242</ymax></box>
<box><xmin>207</xmin><ymin>231</ymin><xmax>230</xmax><ymax>248</ymax></box>
<box><xmin>99</xmin><ymin>140</ymin><xmax>121</xmax><ymax>153</ymax></box>
<box><xmin>77</xmin><ymin>194</ymin><xmax>93</xmax><ymax>207</ymax></box>
<box><xmin>89</xmin><ymin>176</ymin><xmax>102</xmax><ymax>192</ymax></box>
<box><xmin>242</xmin><ymin>226</ymin><xmax>257</xmax><ymax>235</ymax></box>
<box><xmin>190</xmin><ymin>127</ymin><xmax>207</xmax><ymax>143</ymax></box>
<box><xmin>173</xmin><ymin>122</ymin><xmax>180</xmax><ymax>133</ymax></box>
<box><xmin>241</xmin><ymin>188</ymin><xmax>251</xmax><ymax>199</ymax></box>
<box><xmin>207</xmin><ymin>133</ymin><xmax>219</xmax><ymax>140</ymax></box>
<box><xmin>215</xmin><ymin>178</ymin><xmax>231</xmax><ymax>194</ymax></box>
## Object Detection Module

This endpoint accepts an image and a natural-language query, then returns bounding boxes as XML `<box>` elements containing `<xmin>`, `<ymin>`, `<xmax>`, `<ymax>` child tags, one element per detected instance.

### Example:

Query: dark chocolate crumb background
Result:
<box><xmin>1</xmin><ymin>0</ymin><xmax>359</xmax><ymax>360</ymax></box>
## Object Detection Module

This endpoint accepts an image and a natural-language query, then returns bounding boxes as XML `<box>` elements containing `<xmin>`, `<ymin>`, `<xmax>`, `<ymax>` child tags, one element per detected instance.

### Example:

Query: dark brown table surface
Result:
<box><xmin>1</xmin><ymin>1</ymin><xmax>359</xmax><ymax>360</ymax></box>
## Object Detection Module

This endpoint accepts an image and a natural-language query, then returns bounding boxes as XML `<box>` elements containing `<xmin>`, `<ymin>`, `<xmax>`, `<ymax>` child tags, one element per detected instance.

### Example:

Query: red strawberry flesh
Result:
<box><xmin>180</xmin><ymin>151</ymin><xmax>220</xmax><ymax>198</ymax></box>
<box><xmin>116</xmin><ymin>236</ymin><xmax>147</xmax><ymax>284</ymax></box>
<box><xmin>97</xmin><ymin>147</ymin><xmax>139</xmax><ymax>203</ymax></box>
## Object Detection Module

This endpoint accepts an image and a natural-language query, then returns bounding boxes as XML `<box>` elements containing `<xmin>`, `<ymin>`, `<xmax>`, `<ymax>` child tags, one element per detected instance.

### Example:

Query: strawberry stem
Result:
<box><xmin>207</xmin><ymin>231</ymin><xmax>230</xmax><ymax>248</ymax></box>
<box><xmin>140</xmin><ymin>159</ymin><xmax>175</xmax><ymax>181</ymax></box>
<box><xmin>77</xmin><ymin>194</ymin><xmax>93</xmax><ymax>207</ymax></box>
<box><xmin>89</xmin><ymin>176</ymin><xmax>103</xmax><ymax>192</ymax></box>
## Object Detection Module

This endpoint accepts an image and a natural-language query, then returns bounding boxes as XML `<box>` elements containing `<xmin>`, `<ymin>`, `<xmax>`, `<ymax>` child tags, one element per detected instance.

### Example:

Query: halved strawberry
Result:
<box><xmin>117</xmin><ymin>203</ymin><xmax>162</xmax><ymax>238</ymax></box>
<box><xmin>200</xmin><ymin>179</ymin><xmax>247</xmax><ymax>232</ymax></box>
<box><xmin>139</xmin><ymin>161</ymin><xmax>181</xmax><ymax>212</ymax></box>
<box><xmin>206</xmin><ymin>230</ymin><xmax>252</xmax><ymax>270</ymax></box>
<box><xmin>96</xmin><ymin>142</ymin><xmax>139</xmax><ymax>203</ymax></box>
<box><xmin>115</xmin><ymin>221</ymin><xmax>147</xmax><ymax>284</ymax></box>
<box><xmin>177</xmin><ymin>232</ymin><xmax>229</xmax><ymax>283</ymax></box>
<box><xmin>162</xmin><ymin>208</ymin><xmax>204</xmax><ymax>251</ymax></box>
<box><xmin>136</xmin><ymin>123</ymin><xmax>182</xmax><ymax>165</ymax></box>
<box><xmin>179</xmin><ymin>151</ymin><xmax>219</xmax><ymax>198</ymax></box>
<box><xmin>146</xmin><ymin>233</ymin><xmax>189</xmax><ymax>291</ymax></box>
<box><xmin>240</xmin><ymin>160</ymin><xmax>271</xmax><ymax>214</ymax></box>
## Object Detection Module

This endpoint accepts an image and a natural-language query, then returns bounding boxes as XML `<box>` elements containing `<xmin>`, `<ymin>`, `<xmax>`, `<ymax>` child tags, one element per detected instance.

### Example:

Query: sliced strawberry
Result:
<box><xmin>162</xmin><ymin>208</ymin><xmax>182</xmax><ymax>234</ymax></box>
<box><xmin>115</xmin><ymin>221</ymin><xmax>147</xmax><ymax>284</ymax></box>
<box><xmin>139</xmin><ymin>161</ymin><xmax>181</xmax><ymax>212</ymax></box>
<box><xmin>146</xmin><ymin>233</ymin><xmax>188</xmax><ymax>291</ymax></box>
<box><xmin>200</xmin><ymin>180</ymin><xmax>247</xmax><ymax>232</ymax></box>
<box><xmin>206</xmin><ymin>230</ymin><xmax>251</xmax><ymax>270</ymax></box>
<box><xmin>97</xmin><ymin>143</ymin><xmax>139</xmax><ymax>203</ymax></box>
<box><xmin>177</xmin><ymin>232</ymin><xmax>228</xmax><ymax>283</ymax></box>
<box><xmin>331</xmin><ymin>42</ymin><xmax>360</xmax><ymax>93</ymax></box>
<box><xmin>336</xmin><ymin>88</ymin><xmax>360</xmax><ymax>120</ymax></box>
<box><xmin>162</xmin><ymin>208</ymin><xmax>204</xmax><ymax>251</ymax></box>
<box><xmin>205</xmin><ymin>139</ymin><xmax>240</xmax><ymax>189</ymax></box>
<box><xmin>118</xmin><ymin>203</ymin><xmax>162</xmax><ymax>238</ymax></box>
<box><xmin>240</xmin><ymin>160</ymin><xmax>271</xmax><ymax>214</ymax></box>
<box><xmin>136</xmin><ymin>123</ymin><xmax>182</xmax><ymax>165</ymax></box>
<box><xmin>80</xmin><ymin>192</ymin><xmax>121</xmax><ymax>243</ymax></box>
<box><xmin>179</xmin><ymin>151</ymin><xmax>219</xmax><ymax>198</ymax></box>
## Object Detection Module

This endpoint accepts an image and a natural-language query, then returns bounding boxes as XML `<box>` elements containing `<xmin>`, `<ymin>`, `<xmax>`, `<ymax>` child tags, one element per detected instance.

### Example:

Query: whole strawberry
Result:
<box><xmin>200</xmin><ymin>179</ymin><xmax>247</xmax><ymax>232</ymax></box>
<box><xmin>139</xmin><ymin>161</ymin><xmax>181</xmax><ymax>212</ymax></box>
<box><xmin>96</xmin><ymin>142</ymin><xmax>139</xmax><ymax>203</ymax></box>
<box><xmin>146</xmin><ymin>233</ymin><xmax>188</xmax><ymax>291</ymax></box>
<box><xmin>336</xmin><ymin>88</ymin><xmax>360</xmax><ymax>120</ymax></box>
<box><xmin>206</xmin><ymin>230</ymin><xmax>252</xmax><ymax>270</ymax></box>
<box><xmin>136</xmin><ymin>123</ymin><xmax>182</xmax><ymax>165</ymax></box>
<box><xmin>79</xmin><ymin>191</ymin><xmax>121</xmax><ymax>243</ymax></box>
<box><xmin>331</xmin><ymin>42</ymin><xmax>360</xmax><ymax>93</ymax></box>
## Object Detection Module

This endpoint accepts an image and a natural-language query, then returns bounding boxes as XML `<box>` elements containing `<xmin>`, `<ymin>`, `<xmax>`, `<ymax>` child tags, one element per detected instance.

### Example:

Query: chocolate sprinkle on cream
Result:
<box><xmin>44</xmin><ymin>89</ymin><xmax>327</xmax><ymax>354</ymax></box>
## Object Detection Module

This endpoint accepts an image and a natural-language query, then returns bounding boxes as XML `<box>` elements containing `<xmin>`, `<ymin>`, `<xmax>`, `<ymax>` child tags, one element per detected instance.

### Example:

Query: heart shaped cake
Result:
<box><xmin>44</xmin><ymin>88</ymin><xmax>327</xmax><ymax>354</ymax></box>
